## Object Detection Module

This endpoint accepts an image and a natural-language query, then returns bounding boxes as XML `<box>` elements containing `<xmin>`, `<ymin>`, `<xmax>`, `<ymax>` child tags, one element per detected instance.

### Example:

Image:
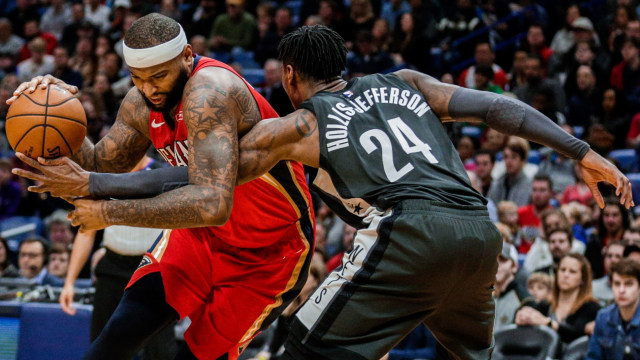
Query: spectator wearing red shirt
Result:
<box><xmin>627</xmin><ymin>111</ymin><xmax>640</xmax><ymax>148</ymax></box>
<box><xmin>458</xmin><ymin>41</ymin><xmax>508</xmax><ymax>90</ymax></box>
<box><xmin>523</xmin><ymin>24</ymin><xmax>554</xmax><ymax>66</ymax></box>
<box><xmin>17</xmin><ymin>18</ymin><xmax>58</xmax><ymax>63</ymax></box>
<box><xmin>518</xmin><ymin>174</ymin><xmax>555</xmax><ymax>229</ymax></box>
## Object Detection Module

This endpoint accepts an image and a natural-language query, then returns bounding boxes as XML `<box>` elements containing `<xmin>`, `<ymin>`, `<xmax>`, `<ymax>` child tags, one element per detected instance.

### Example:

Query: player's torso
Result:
<box><xmin>306</xmin><ymin>73</ymin><xmax>485</xmax><ymax>209</ymax></box>
<box><xmin>148</xmin><ymin>56</ymin><xmax>312</xmax><ymax>248</ymax></box>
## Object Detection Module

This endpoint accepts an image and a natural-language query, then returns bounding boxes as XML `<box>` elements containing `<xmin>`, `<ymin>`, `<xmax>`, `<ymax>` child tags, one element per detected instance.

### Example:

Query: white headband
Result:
<box><xmin>123</xmin><ymin>25</ymin><xmax>188</xmax><ymax>68</ymax></box>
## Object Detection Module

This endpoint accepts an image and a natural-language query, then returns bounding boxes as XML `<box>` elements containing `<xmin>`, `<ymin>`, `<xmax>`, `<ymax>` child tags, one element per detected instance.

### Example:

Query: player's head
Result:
<box><xmin>278</xmin><ymin>25</ymin><xmax>347</xmax><ymax>105</ymax></box>
<box><xmin>123</xmin><ymin>13</ymin><xmax>193</xmax><ymax>112</ymax></box>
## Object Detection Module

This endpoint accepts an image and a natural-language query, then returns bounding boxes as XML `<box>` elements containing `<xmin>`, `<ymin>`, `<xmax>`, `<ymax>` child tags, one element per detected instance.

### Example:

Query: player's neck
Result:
<box><xmin>314</xmin><ymin>77</ymin><xmax>348</xmax><ymax>94</ymax></box>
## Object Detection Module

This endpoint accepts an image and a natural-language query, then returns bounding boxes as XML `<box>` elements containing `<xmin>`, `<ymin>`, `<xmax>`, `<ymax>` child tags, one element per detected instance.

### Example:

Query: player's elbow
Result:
<box><xmin>199</xmin><ymin>194</ymin><xmax>233</xmax><ymax>227</ymax></box>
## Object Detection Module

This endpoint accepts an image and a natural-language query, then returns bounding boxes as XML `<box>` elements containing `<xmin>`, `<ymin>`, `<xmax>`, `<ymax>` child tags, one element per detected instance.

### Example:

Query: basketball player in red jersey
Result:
<box><xmin>10</xmin><ymin>13</ymin><xmax>314</xmax><ymax>360</ymax></box>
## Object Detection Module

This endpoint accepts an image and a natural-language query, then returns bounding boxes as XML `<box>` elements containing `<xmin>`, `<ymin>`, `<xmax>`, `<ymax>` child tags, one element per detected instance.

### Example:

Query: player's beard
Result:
<box><xmin>140</xmin><ymin>67</ymin><xmax>190</xmax><ymax>113</ymax></box>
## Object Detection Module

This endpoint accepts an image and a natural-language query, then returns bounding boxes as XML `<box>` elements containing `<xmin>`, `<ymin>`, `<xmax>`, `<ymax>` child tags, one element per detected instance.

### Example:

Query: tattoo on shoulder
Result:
<box><xmin>294</xmin><ymin>110</ymin><xmax>317</xmax><ymax>138</ymax></box>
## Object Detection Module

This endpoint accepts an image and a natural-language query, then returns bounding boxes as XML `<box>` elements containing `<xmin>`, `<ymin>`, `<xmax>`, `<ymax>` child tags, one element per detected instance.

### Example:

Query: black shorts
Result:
<box><xmin>284</xmin><ymin>200</ymin><xmax>502</xmax><ymax>360</ymax></box>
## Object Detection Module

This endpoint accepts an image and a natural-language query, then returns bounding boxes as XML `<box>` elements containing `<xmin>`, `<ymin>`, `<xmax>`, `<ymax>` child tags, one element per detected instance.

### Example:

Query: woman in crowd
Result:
<box><xmin>516</xmin><ymin>253</ymin><xmax>601</xmax><ymax>344</ymax></box>
<box><xmin>0</xmin><ymin>237</ymin><xmax>18</xmax><ymax>278</ymax></box>
<box><xmin>586</xmin><ymin>198</ymin><xmax>631</xmax><ymax>278</ymax></box>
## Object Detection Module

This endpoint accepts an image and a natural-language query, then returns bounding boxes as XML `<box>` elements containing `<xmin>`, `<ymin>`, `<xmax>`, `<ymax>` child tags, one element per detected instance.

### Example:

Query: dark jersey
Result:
<box><xmin>300</xmin><ymin>73</ymin><xmax>486</xmax><ymax>209</ymax></box>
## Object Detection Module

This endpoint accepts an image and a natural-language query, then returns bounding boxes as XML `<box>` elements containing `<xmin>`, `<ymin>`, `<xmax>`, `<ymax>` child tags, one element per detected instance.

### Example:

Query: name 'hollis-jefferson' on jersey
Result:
<box><xmin>325</xmin><ymin>86</ymin><xmax>431</xmax><ymax>152</ymax></box>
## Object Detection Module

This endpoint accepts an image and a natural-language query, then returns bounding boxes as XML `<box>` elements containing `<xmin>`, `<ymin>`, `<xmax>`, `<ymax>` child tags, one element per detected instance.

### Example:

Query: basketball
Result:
<box><xmin>5</xmin><ymin>85</ymin><xmax>87</xmax><ymax>159</ymax></box>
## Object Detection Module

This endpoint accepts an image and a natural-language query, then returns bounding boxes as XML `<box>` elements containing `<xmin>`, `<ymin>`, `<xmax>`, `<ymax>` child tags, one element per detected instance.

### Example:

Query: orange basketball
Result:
<box><xmin>6</xmin><ymin>85</ymin><xmax>87</xmax><ymax>159</ymax></box>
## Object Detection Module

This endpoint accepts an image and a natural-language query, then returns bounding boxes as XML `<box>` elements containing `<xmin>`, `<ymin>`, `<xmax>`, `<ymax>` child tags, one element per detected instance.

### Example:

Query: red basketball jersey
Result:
<box><xmin>148</xmin><ymin>56</ymin><xmax>312</xmax><ymax>248</ymax></box>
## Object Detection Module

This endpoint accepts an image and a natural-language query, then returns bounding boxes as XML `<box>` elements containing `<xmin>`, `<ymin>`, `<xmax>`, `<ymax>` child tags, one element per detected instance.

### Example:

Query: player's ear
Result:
<box><xmin>282</xmin><ymin>64</ymin><xmax>294</xmax><ymax>85</ymax></box>
<box><xmin>182</xmin><ymin>45</ymin><xmax>193</xmax><ymax>65</ymax></box>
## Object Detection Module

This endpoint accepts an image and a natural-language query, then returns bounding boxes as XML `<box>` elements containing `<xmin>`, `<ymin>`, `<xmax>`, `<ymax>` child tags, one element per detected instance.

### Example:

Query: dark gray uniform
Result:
<box><xmin>284</xmin><ymin>74</ymin><xmax>502</xmax><ymax>360</ymax></box>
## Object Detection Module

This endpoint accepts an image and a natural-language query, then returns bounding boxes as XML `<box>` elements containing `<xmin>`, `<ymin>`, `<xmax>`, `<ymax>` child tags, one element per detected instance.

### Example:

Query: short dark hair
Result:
<box><xmin>533</xmin><ymin>173</ymin><xmax>553</xmax><ymax>191</ymax></box>
<box><xmin>124</xmin><ymin>13</ymin><xmax>181</xmax><ymax>49</ymax></box>
<box><xmin>610</xmin><ymin>258</ymin><xmax>640</xmax><ymax>284</ymax></box>
<box><xmin>475</xmin><ymin>148</ymin><xmax>495</xmax><ymax>163</ymax></box>
<box><xmin>547</xmin><ymin>226</ymin><xmax>572</xmax><ymax>241</ymax></box>
<box><xmin>278</xmin><ymin>25</ymin><xmax>347</xmax><ymax>82</ymax></box>
<box><xmin>19</xmin><ymin>236</ymin><xmax>50</xmax><ymax>265</ymax></box>
<box><xmin>475</xmin><ymin>64</ymin><xmax>494</xmax><ymax>79</ymax></box>
<box><xmin>624</xmin><ymin>244</ymin><xmax>640</xmax><ymax>258</ymax></box>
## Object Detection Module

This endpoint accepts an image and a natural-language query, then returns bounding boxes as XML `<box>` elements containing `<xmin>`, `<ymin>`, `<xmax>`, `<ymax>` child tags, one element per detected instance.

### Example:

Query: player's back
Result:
<box><xmin>300</xmin><ymin>73</ymin><xmax>485</xmax><ymax>209</ymax></box>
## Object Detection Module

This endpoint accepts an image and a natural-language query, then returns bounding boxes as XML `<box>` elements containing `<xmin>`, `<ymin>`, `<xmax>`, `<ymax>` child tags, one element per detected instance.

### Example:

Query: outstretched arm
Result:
<box><xmin>69</xmin><ymin>68</ymin><xmax>253</xmax><ymax>230</ymax></box>
<box><xmin>237</xmin><ymin>109</ymin><xmax>320</xmax><ymax>184</ymax></box>
<box><xmin>395</xmin><ymin>69</ymin><xmax>634</xmax><ymax>209</ymax></box>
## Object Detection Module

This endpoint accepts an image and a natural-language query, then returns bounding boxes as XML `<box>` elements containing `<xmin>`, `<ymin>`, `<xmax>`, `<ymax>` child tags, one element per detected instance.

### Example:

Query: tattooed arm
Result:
<box><xmin>70</xmin><ymin>68</ymin><xmax>255</xmax><ymax>229</ymax></box>
<box><xmin>237</xmin><ymin>109</ymin><xmax>320</xmax><ymax>184</ymax></box>
<box><xmin>72</xmin><ymin>88</ymin><xmax>152</xmax><ymax>173</ymax></box>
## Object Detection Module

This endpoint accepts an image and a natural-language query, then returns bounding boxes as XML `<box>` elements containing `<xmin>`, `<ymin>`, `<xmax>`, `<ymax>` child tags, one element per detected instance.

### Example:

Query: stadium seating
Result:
<box><xmin>608</xmin><ymin>149</ymin><xmax>639</xmax><ymax>173</ymax></box>
<box><xmin>492</xmin><ymin>324</ymin><xmax>560</xmax><ymax>360</ymax></box>
<box><xmin>562</xmin><ymin>336</ymin><xmax>589</xmax><ymax>360</ymax></box>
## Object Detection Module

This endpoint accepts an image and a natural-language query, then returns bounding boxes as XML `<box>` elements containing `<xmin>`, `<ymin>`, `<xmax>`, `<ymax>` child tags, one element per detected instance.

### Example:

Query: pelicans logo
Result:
<box><xmin>137</xmin><ymin>255</ymin><xmax>153</xmax><ymax>269</ymax></box>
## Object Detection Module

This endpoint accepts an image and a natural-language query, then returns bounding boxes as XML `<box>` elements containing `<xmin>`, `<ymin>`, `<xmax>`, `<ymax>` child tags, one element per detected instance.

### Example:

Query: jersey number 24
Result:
<box><xmin>360</xmin><ymin>117</ymin><xmax>438</xmax><ymax>182</ymax></box>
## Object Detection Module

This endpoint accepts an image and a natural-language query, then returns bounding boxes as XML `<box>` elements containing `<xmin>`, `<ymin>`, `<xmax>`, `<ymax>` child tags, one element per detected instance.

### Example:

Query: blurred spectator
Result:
<box><xmin>255</xmin><ymin>2</ymin><xmax>274</xmax><ymax>41</ymax></box>
<box><xmin>259</xmin><ymin>58</ymin><xmax>294</xmax><ymax>116</ymax></box>
<box><xmin>550</xmin><ymin>5</ymin><xmax>581</xmax><ymax>58</ymax></box>
<box><xmin>513</xmin><ymin>54</ymin><xmax>565</xmax><ymax>116</ymax></box>
<box><xmin>183</xmin><ymin>0</ymin><xmax>223</xmax><ymax>39</ymax></box>
<box><xmin>51</xmin><ymin>46</ymin><xmax>84</xmax><ymax>89</ymax></box>
<box><xmin>16</xmin><ymin>37</ymin><xmax>55</xmax><ymax>84</ymax></box>
<box><xmin>586</xmin><ymin>198</ymin><xmax>631</xmax><ymax>279</ymax></box>
<box><xmin>18</xmin><ymin>236</ymin><xmax>63</xmax><ymax>286</ymax></box>
<box><xmin>458</xmin><ymin>42</ymin><xmax>508</xmax><ymax>90</ymax></box>
<box><xmin>345</xmin><ymin>0</ymin><xmax>376</xmax><ymax>45</ymax></box>
<box><xmin>315</xmin><ymin>0</ymin><xmax>349</xmax><ymax>42</ymax></box>
<box><xmin>566</xmin><ymin>65</ymin><xmax>600</xmax><ymax>128</ymax></box>
<box><xmin>487</xmin><ymin>137</ymin><xmax>533</xmax><ymax>207</ymax></box>
<box><xmin>347</xmin><ymin>30</ymin><xmax>395</xmax><ymax>78</ymax></box>
<box><xmin>209</xmin><ymin>0</ymin><xmax>258</xmax><ymax>52</ymax></box>
<box><xmin>0</xmin><ymin>18</ymin><xmax>24</xmax><ymax>57</ymax></box>
<box><xmin>481</xmin><ymin>127</ymin><xmax>507</xmax><ymax>154</ymax></box>
<box><xmin>534</xmin><ymin>227</ymin><xmax>574</xmax><ymax>275</ymax></box>
<box><xmin>523</xmin><ymin>24</ymin><xmax>554</xmax><ymax>65</ymax></box>
<box><xmin>0</xmin><ymin>157</ymin><xmax>21</xmax><ymax>220</ymax></box>
<box><xmin>527</xmin><ymin>272</ymin><xmax>553</xmax><ymax>304</ymax></box>
<box><xmin>474</xmin><ymin>149</ymin><xmax>494</xmax><ymax>196</ymax></box>
<box><xmin>624</xmin><ymin>244</ymin><xmax>640</xmax><ymax>262</ymax></box>
<box><xmin>561</xmin><ymin>201</ymin><xmax>590</xmax><ymax>244</ymax></box>
<box><xmin>473</xmin><ymin>64</ymin><xmax>503</xmax><ymax>93</ymax></box>
<box><xmin>48</xmin><ymin>243</ymin><xmax>70</xmax><ymax>280</ymax></box>
<box><xmin>95</xmin><ymin>34</ymin><xmax>113</xmax><ymax>61</ymax></box>
<box><xmin>93</xmin><ymin>72</ymin><xmax>120</xmax><ymax>123</ymax></box>
<box><xmin>610</xmin><ymin>36</ymin><xmax>640</xmax><ymax>102</ymax></box>
<box><xmin>158</xmin><ymin>0</ymin><xmax>182</xmax><ymax>22</ymax></box>
<box><xmin>380</xmin><ymin>0</ymin><xmax>410</xmax><ymax>30</ymax></box>
<box><xmin>440</xmin><ymin>72</ymin><xmax>454</xmax><ymax>84</ymax></box>
<box><xmin>40</xmin><ymin>0</ymin><xmax>73</xmax><ymax>40</ymax></box>
<box><xmin>516</xmin><ymin>253</ymin><xmax>601</xmax><ymax>344</ymax></box>
<box><xmin>587</xmin><ymin>88</ymin><xmax>630</xmax><ymax>154</ymax></box>
<box><xmin>60</xmin><ymin>6</ymin><xmax>94</xmax><ymax>55</ymax></box>
<box><xmin>190</xmin><ymin>35</ymin><xmax>210</xmax><ymax>57</ymax></box>
<box><xmin>389</xmin><ymin>12</ymin><xmax>431</xmax><ymax>73</ymax></box>
<box><xmin>436</xmin><ymin>0</ymin><xmax>483</xmax><ymax>60</ymax></box>
<box><xmin>69</xmin><ymin>36</ymin><xmax>98</xmax><ymax>88</ymax></box>
<box><xmin>518</xmin><ymin>174</ymin><xmax>554</xmax><ymax>229</ymax></box>
<box><xmin>623</xmin><ymin>228</ymin><xmax>640</xmax><ymax>247</ymax></box>
<box><xmin>456</xmin><ymin>135</ymin><xmax>478</xmax><ymax>170</ymax></box>
<box><xmin>109</xmin><ymin>0</ymin><xmax>131</xmax><ymax>40</ymax></box>
<box><xmin>603</xmin><ymin>4</ymin><xmax>636</xmax><ymax>63</ymax></box>
<box><xmin>561</xmin><ymin>162</ymin><xmax>595</xmax><ymax>206</ymax></box>
<box><xmin>523</xmin><ymin>209</ymin><xmax>585</xmax><ymax>273</ymax></box>
<box><xmin>562</xmin><ymin>40</ymin><xmax>610</xmax><ymax>101</ymax></box>
<box><xmin>326</xmin><ymin>224</ymin><xmax>356</xmax><ymax>273</ymax></box>
<box><xmin>0</xmin><ymin>236</ymin><xmax>18</xmax><ymax>277</ymax></box>
<box><xmin>497</xmin><ymin>201</ymin><xmax>520</xmax><ymax>244</ymax></box>
<box><xmin>586</xmin><ymin>258</ymin><xmax>640</xmax><ymax>360</ymax></box>
<box><xmin>494</xmin><ymin>241</ymin><xmax>530</xmax><ymax>332</ymax></box>
<box><xmin>592</xmin><ymin>241</ymin><xmax>626</xmax><ymax>306</ymax></box>
<box><xmin>18</xmin><ymin>18</ymin><xmax>58</xmax><ymax>63</ymax></box>
<box><xmin>507</xmin><ymin>49</ymin><xmax>527</xmax><ymax>92</ymax></box>
<box><xmin>627</xmin><ymin>111</ymin><xmax>640</xmax><ymax>148</ymax></box>
<box><xmin>79</xmin><ymin>87</ymin><xmax>108</xmax><ymax>143</ymax></box>
<box><xmin>45</xmin><ymin>209</ymin><xmax>74</xmax><ymax>248</ymax></box>
<box><xmin>531</xmin><ymin>86</ymin><xmax>566</xmax><ymax>125</ymax></box>
<box><xmin>84</xmin><ymin>0</ymin><xmax>111</xmax><ymax>34</ymax></box>
<box><xmin>6</xmin><ymin>0</ymin><xmax>39</xmax><ymax>38</ymax></box>
<box><xmin>371</xmin><ymin>18</ymin><xmax>392</xmax><ymax>53</ymax></box>
<box><xmin>255</xmin><ymin>6</ymin><xmax>295</xmax><ymax>66</ymax></box>
<box><xmin>466</xmin><ymin>170</ymin><xmax>497</xmax><ymax>222</ymax></box>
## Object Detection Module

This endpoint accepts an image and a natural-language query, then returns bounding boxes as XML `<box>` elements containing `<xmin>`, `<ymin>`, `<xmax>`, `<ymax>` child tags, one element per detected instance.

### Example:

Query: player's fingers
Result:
<box><xmin>26</xmin><ymin>76</ymin><xmax>43</xmax><ymax>93</ymax></box>
<box><xmin>12</xmin><ymin>168</ymin><xmax>44</xmax><ymax>182</ymax></box>
<box><xmin>6</xmin><ymin>95</ymin><xmax>18</xmax><ymax>104</ymax></box>
<box><xmin>38</xmin><ymin>156</ymin><xmax>66</xmax><ymax>166</ymax></box>
<box><xmin>27</xmin><ymin>184</ymin><xmax>48</xmax><ymax>193</ymax></box>
<box><xmin>61</xmin><ymin>196</ymin><xmax>75</xmax><ymax>205</ymax></box>
<box><xmin>15</xmin><ymin>152</ymin><xmax>39</xmax><ymax>167</ymax></box>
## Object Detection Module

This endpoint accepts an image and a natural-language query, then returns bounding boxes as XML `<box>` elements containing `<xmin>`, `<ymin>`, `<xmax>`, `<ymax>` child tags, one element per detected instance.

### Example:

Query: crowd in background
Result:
<box><xmin>0</xmin><ymin>0</ymin><xmax>640</xmax><ymax>359</ymax></box>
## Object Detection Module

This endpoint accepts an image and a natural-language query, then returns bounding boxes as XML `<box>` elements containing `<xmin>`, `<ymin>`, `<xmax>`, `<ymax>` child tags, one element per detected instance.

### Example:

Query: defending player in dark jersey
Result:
<box><xmin>232</xmin><ymin>26</ymin><xmax>633</xmax><ymax>360</ymax></box>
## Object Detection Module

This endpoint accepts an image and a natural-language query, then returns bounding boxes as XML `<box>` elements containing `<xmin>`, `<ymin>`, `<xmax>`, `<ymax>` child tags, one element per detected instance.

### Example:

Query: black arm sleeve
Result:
<box><xmin>89</xmin><ymin>166</ymin><xmax>189</xmax><ymax>199</ymax></box>
<box><xmin>448</xmin><ymin>88</ymin><xmax>590</xmax><ymax>160</ymax></box>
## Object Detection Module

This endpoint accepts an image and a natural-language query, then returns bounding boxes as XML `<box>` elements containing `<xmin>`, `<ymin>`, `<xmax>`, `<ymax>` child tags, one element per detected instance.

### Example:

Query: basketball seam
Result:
<box><xmin>6</xmin><ymin>114</ymin><xmax>87</xmax><ymax>127</ymax></box>
<box><xmin>21</xmin><ymin>92</ymin><xmax>79</xmax><ymax>107</ymax></box>
<box><xmin>13</xmin><ymin>124</ymin><xmax>73</xmax><ymax>155</ymax></box>
<box><xmin>42</xmin><ymin>86</ymin><xmax>50</xmax><ymax>157</ymax></box>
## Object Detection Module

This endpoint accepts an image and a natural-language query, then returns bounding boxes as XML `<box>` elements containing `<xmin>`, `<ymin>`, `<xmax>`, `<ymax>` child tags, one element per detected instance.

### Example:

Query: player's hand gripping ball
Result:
<box><xmin>6</xmin><ymin>85</ymin><xmax>86</xmax><ymax>159</ymax></box>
